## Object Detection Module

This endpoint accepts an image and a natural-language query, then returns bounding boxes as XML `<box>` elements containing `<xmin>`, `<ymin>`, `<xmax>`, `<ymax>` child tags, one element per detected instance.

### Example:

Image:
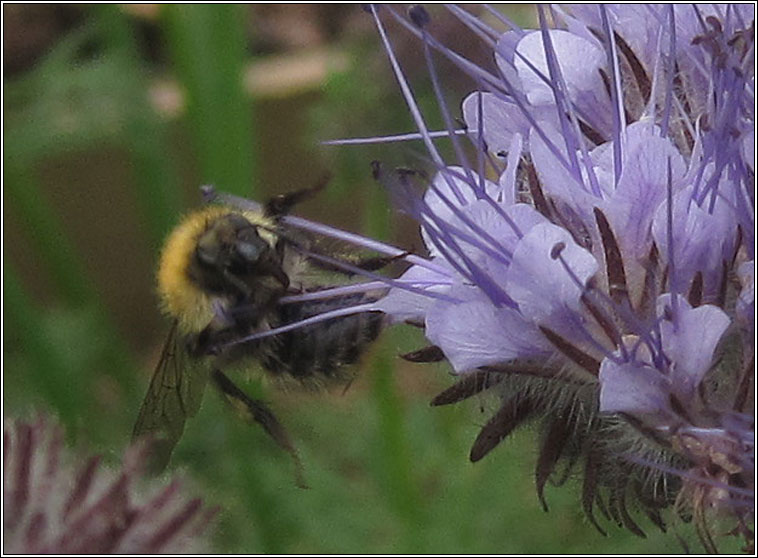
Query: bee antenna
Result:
<box><xmin>200</xmin><ymin>184</ymin><xmax>218</xmax><ymax>204</ymax></box>
<box><xmin>264</xmin><ymin>173</ymin><xmax>332</xmax><ymax>218</ymax></box>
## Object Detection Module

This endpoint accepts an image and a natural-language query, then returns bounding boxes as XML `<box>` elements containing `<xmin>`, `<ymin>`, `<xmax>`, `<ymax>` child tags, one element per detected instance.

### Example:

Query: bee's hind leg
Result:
<box><xmin>211</xmin><ymin>369</ymin><xmax>308</xmax><ymax>489</ymax></box>
<box><xmin>306</xmin><ymin>251</ymin><xmax>409</xmax><ymax>277</ymax></box>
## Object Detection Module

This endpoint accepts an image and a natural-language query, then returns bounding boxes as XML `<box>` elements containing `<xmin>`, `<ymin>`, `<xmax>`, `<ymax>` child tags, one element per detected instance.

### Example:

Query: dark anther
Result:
<box><xmin>408</xmin><ymin>5</ymin><xmax>431</xmax><ymax>28</ymax></box>
<box><xmin>705</xmin><ymin>15</ymin><xmax>723</xmax><ymax>34</ymax></box>
<box><xmin>401</xmin><ymin>345</ymin><xmax>445</xmax><ymax>363</ymax></box>
<box><xmin>550</xmin><ymin>242</ymin><xmax>566</xmax><ymax>260</ymax></box>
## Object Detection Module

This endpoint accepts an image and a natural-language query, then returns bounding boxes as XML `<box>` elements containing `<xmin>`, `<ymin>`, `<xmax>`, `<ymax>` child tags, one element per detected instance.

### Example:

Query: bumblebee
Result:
<box><xmin>132</xmin><ymin>182</ymin><xmax>387</xmax><ymax>483</ymax></box>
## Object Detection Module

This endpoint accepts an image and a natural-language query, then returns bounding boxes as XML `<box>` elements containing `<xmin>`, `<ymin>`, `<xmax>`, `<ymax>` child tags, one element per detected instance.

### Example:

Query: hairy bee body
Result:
<box><xmin>134</xmin><ymin>196</ymin><xmax>385</xmax><ymax>475</ymax></box>
<box><xmin>157</xmin><ymin>206</ymin><xmax>290</xmax><ymax>336</ymax></box>
<box><xmin>260</xmin><ymin>294</ymin><xmax>384</xmax><ymax>381</ymax></box>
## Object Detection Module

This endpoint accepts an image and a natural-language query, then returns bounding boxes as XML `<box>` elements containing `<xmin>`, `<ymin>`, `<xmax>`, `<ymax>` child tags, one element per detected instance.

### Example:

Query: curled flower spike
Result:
<box><xmin>347</xmin><ymin>4</ymin><xmax>752</xmax><ymax>552</ymax></box>
<box><xmin>3</xmin><ymin>416</ymin><xmax>217</xmax><ymax>553</ymax></box>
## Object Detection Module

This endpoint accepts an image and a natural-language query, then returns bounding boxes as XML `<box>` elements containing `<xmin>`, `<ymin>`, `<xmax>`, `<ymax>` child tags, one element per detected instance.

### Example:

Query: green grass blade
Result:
<box><xmin>162</xmin><ymin>5</ymin><xmax>257</xmax><ymax>197</ymax></box>
<box><xmin>3</xmin><ymin>161</ymin><xmax>93</xmax><ymax>306</ymax></box>
<box><xmin>93</xmin><ymin>5</ymin><xmax>183</xmax><ymax>247</ymax></box>
<box><xmin>4</xmin><ymin>262</ymin><xmax>84</xmax><ymax>427</ymax></box>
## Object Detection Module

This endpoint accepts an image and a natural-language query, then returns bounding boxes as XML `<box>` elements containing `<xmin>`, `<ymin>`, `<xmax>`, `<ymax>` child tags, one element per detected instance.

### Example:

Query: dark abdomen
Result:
<box><xmin>260</xmin><ymin>294</ymin><xmax>384</xmax><ymax>381</ymax></box>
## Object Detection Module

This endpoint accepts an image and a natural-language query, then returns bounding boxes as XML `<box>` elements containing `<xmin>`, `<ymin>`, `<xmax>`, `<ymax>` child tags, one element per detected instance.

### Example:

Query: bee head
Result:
<box><xmin>196</xmin><ymin>213</ymin><xmax>266</xmax><ymax>269</ymax></box>
<box><xmin>191</xmin><ymin>212</ymin><xmax>288</xmax><ymax>297</ymax></box>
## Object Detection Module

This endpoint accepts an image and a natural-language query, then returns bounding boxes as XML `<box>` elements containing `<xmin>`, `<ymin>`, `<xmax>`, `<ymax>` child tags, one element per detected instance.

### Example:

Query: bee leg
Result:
<box><xmin>187</xmin><ymin>327</ymin><xmax>235</xmax><ymax>358</ymax></box>
<box><xmin>221</xmin><ymin>261</ymin><xmax>289</xmax><ymax>306</ymax></box>
<box><xmin>352</xmin><ymin>252</ymin><xmax>409</xmax><ymax>272</ymax></box>
<box><xmin>211</xmin><ymin>369</ymin><xmax>308</xmax><ymax>489</ymax></box>
<box><xmin>222</xmin><ymin>268</ymin><xmax>253</xmax><ymax>299</ymax></box>
<box><xmin>306</xmin><ymin>251</ymin><xmax>410</xmax><ymax>277</ymax></box>
<box><xmin>264</xmin><ymin>172</ymin><xmax>331</xmax><ymax>218</ymax></box>
<box><xmin>256</xmin><ymin>257</ymin><xmax>291</xmax><ymax>289</ymax></box>
<box><xmin>187</xmin><ymin>306</ymin><xmax>249</xmax><ymax>357</ymax></box>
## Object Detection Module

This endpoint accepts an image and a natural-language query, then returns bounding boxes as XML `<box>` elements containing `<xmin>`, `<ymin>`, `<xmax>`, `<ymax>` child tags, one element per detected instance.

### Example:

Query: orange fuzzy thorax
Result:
<box><xmin>156</xmin><ymin>206</ymin><xmax>276</xmax><ymax>334</ymax></box>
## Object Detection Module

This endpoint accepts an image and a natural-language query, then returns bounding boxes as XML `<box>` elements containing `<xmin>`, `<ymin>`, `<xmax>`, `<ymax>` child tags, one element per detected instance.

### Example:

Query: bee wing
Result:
<box><xmin>132</xmin><ymin>321</ymin><xmax>209</xmax><ymax>473</ymax></box>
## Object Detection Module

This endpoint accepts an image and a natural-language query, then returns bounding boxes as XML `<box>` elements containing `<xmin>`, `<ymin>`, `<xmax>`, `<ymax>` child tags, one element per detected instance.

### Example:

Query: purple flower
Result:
<box><xmin>335</xmin><ymin>4</ymin><xmax>752</xmax><ymax>552</ymax></box>
<box><xmin>3</xmin><ymin>416</ymin><xmax>217</xmax><ymax>553</ymax></box>
<box><xmin>218</xmin><ymin>4</ymin><xmax>751</xmax><ymax>551</ymax></box>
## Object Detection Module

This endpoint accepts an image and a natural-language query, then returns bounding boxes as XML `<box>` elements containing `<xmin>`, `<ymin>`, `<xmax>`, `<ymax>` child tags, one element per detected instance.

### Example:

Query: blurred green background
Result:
<box><xmin>4</xmin><ymin>4</ymin><xmax>704</xmax><ymax>553</ymax></box>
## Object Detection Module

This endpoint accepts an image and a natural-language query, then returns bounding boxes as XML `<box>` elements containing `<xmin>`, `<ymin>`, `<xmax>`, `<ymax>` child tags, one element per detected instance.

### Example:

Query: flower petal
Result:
<box><xmin>599</xmin><ymin>359</ymin><xmax>671</xmax><ymax>419</ymax></box>
<box><xmin>375</xmin><ymin>262</ymin><xmax>453</xmax><ymax>324</ymax></box>
<box><xmin>657</xmin><ymin>296</ymin><xmax>731</xmax><ymax>401</ymax></box>
<box><xmin>425</xmin><ymin>286</ymin><xmax>548</xmax><ymax>373</ymax></box>
<box><xmin>506</xmin><ymin>222</ymin><xmax>598</xmax><ymax>327</ymax></box>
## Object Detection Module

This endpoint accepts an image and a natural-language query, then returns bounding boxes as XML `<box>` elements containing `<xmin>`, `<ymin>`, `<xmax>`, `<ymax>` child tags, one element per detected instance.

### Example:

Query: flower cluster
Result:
<box><xmin>3</xmin><ymin>416</ymin><xmax>217</xmax><ymax>553</ymax></box>
<box><xmin>358</xmin><ymin>4</ymin><xmax>753</xmax><ymax>551</ymax></box>
<box><xmin>213</xmin><ymin>3</ymin><xmax>752</xmax><ymax>550</ymax></box>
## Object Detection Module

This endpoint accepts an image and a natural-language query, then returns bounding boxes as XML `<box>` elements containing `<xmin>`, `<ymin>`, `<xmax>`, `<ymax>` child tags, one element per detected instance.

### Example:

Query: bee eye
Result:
<box><xmin>233</xmin><ymin>222</ymin><xmax>271</xmax><ymax>265</ymax></box>
<box><xmin>235</xmin><ymin>239</ymin><xmax>264</xmax><ymax>263</ymax></box>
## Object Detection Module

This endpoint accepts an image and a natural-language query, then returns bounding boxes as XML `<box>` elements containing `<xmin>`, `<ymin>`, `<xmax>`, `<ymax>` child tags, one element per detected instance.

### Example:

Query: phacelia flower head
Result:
<box><xmin>3</xmin><ymin>416</ymin><xmax>217</xmax><ymax>553</ymax></box>
<box><xmin>206</xmin><ymin>3</ymin><xmax>752</xmax><ymax>551</ymax></box>
<box><xmin>354</xmin><ymin>4</ymin><xmax>753</xmax><ymax>552</ymax></box>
